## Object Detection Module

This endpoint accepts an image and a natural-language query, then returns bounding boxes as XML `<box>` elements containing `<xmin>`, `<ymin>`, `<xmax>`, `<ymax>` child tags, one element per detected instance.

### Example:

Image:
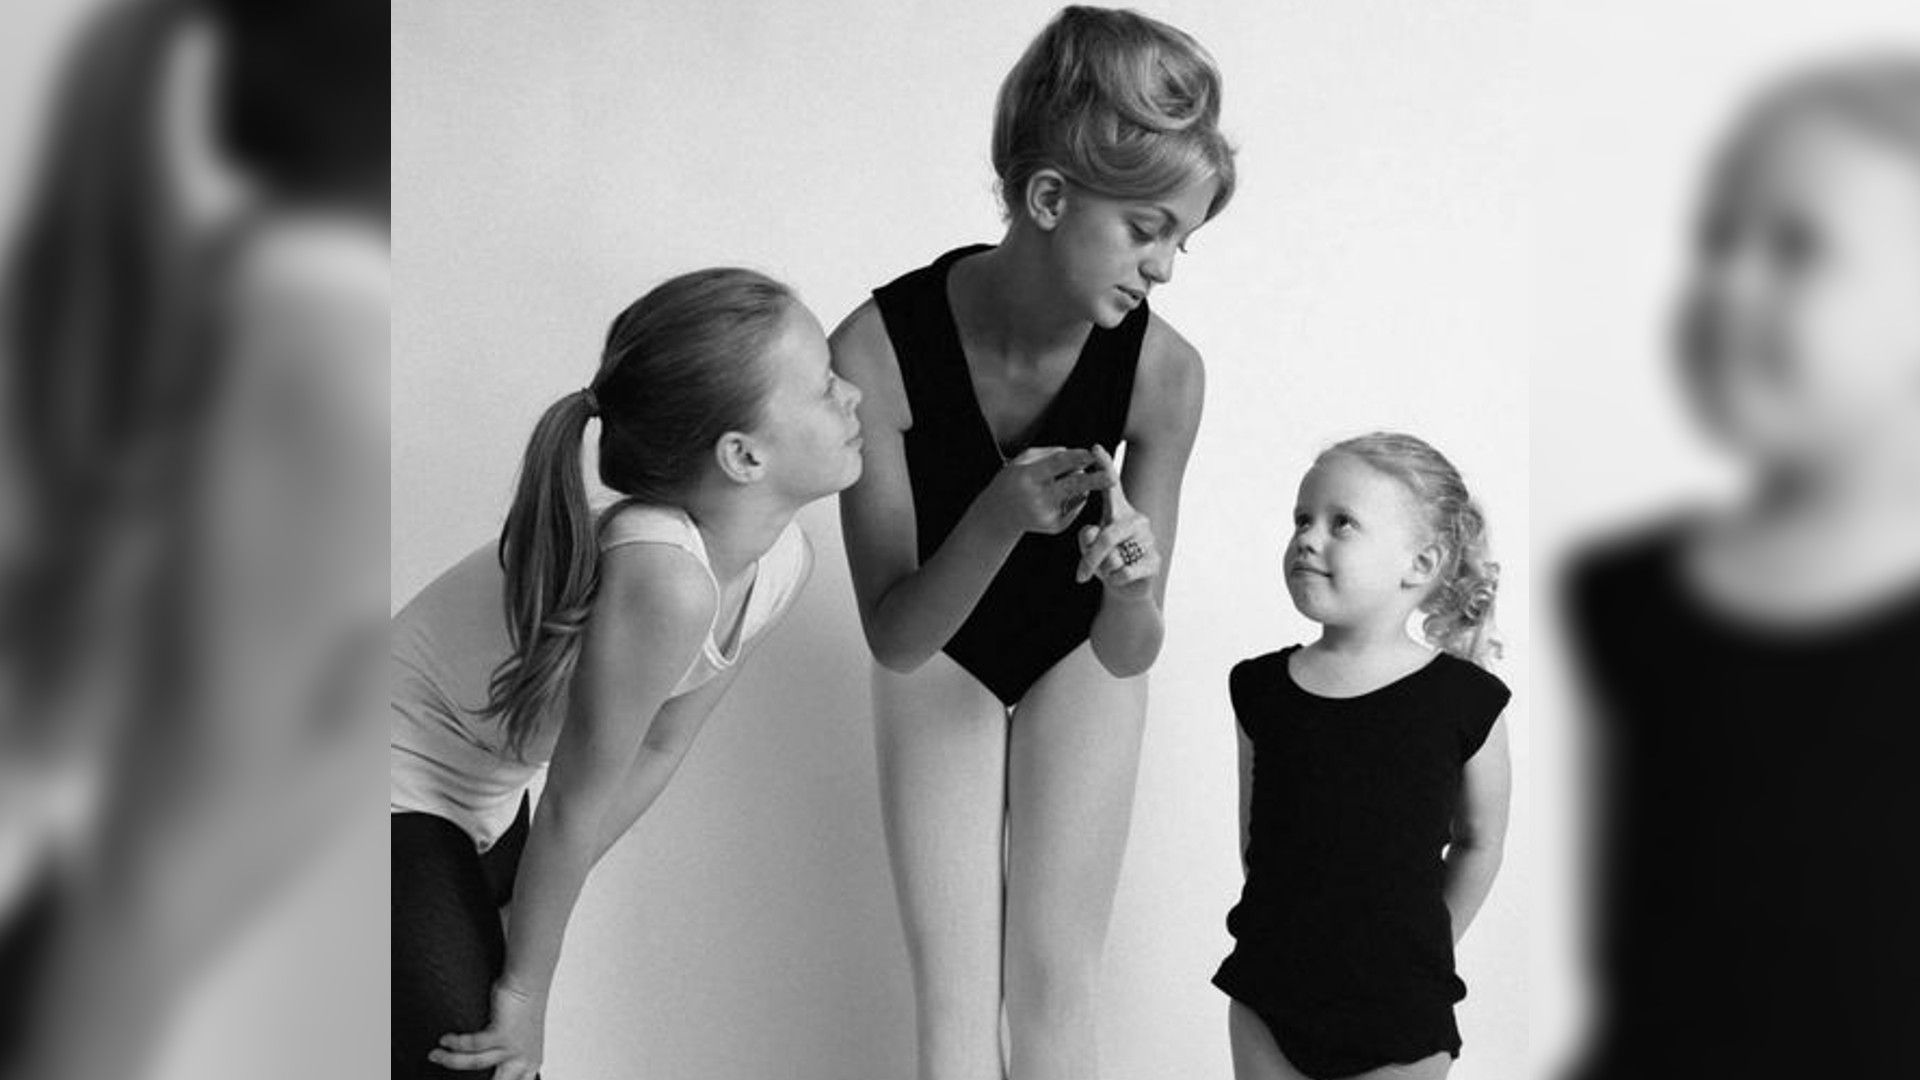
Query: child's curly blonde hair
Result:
<box><xmin>1321</xmin><ymin>432</ymin><xmax>1503</xmax><ymax>667</ymax></box>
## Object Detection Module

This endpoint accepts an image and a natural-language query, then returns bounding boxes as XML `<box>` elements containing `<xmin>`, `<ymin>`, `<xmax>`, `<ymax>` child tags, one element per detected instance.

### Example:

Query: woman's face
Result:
<box><xmin>1678</xmin><ymin>109</ymin><xmax>1920</xmax><ymax>468</ymax></box>
<box><xmin>747</xmin><ymin>304</ymin><xmax>865</xmax><ymax>501</ymax></box>
<box><xmin>1039</xmin><ymin>174</ymin><xmax>1219</xmax><ymax>328</ymax></box>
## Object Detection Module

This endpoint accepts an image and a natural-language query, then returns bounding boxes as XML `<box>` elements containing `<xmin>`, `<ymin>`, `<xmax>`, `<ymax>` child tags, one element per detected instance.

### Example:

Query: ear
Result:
<box><xmin>1402</xmin><ymin>542</ymin><xmax>1444</xmax><ymax>592</ymax></box>
<box><xmin>1022</xmin><ymin>169</ymin><xmax>1070</xmax><ymax>232</ymax></box>
<box><xmin>715</xmin><ymin>432</ymin><xmax>765</xmax><ymax>485</ymax></box>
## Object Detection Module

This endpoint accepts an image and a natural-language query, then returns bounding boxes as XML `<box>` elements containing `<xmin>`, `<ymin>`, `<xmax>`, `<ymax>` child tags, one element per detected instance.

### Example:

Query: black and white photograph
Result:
<box><xmin>0</xmin><ymin>1</ymin><xmax>1913</xmax><ymax>1079</ymax></box>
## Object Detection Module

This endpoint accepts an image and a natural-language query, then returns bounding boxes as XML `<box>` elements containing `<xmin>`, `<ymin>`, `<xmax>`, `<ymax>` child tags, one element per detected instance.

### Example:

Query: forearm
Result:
<box><xmin>866</xmin><ymin>504</ymin><xmax>1021</xmax><ymax>671</ymax></box>
<box><xmin>498</xmin><ymin>805</ymin><xmax>601</xmax><ymax>996</ymax></box>
<box><xmin>1442</xmin><ymin>840</ymin><xmax>1504</xmax><ymax>944</ymax></box>
<box><xmin>590</xmin><ymin>748</ymin><xmax>681</xmax><ymax>863</ymax></box>
<box><xmin>1088</xmin><ymin>589</ymin><xmax>1163</xmax><ymax>677</ymax></box>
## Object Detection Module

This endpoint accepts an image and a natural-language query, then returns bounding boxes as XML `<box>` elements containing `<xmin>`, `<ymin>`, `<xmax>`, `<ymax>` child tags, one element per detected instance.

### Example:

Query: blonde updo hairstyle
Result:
<box><xmin>1320</xmin><ymin>432</ymin><xmax>1503</xmax><ymax>667</ymax></box>
<box><xmin>992</xmin><ymin>6</ymin><xmax>1236</xmax><ymax>223</ymax></box>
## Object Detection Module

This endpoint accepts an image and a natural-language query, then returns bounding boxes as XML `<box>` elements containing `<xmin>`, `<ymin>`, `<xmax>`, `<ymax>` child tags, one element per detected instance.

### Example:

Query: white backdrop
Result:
<box><xmin>392</xmin><ymin>2</ymin><xmax>1530</xmax><ymax>1077</ymax></box>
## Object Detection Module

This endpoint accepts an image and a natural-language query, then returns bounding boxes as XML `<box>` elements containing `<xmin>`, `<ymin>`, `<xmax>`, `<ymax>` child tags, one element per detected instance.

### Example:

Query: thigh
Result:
<box><xmin>1003</xmin><ymin>643</ymin><xmax>1148</xmax><ymax>960</ymax></box>
<box><xmin>872</xmin><ymin>654</ymin><xmax>1010</xmax><ymax>997</ymax></box>
<box><xmin>1359</xmin><ymin>1053</ymin><xmax>1451</xmax><ymax>1080</ymax></box>
<box><xmin>391</xmin><ymin>812</ymin><xmax>506</xmax><ymax>1080</ymax></box>
<box><xmin>1228</xmin><ymin>1000</ymin><xmax>1313</xmax><ymax>1080</ymax></box>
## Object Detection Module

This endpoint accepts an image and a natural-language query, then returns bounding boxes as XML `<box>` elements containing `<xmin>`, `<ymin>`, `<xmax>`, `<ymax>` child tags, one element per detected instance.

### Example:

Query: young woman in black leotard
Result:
<box><xmin>831</xmin><ymin>8</ymin><xmax>1234</xmax><ymax>1079</ymax></box>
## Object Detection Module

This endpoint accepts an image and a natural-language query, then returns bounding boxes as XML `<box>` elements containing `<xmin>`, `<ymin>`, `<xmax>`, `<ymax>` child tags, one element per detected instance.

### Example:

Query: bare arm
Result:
<box><xmin>497</xmin><ymin>545</ymin><xmax>713</xmax><ymax>999</ymax></box>
<box><xmin>1443</xmin><ymin>711</ymin><xmax>1512</xmax><ymax>945</ymax></box>
<box><xmin>832</xmin><ymin>301</ymin><xmax>1106</xmax><ymax>672</ymax></box>
<box><xmin>1080</xmin><ymin>319</ymin><xmax>1205</xmax><ymax>676</ymax></box>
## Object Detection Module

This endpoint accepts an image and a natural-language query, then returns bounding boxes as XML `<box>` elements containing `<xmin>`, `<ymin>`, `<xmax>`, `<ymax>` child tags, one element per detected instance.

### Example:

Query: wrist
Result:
<box><xmin>497</xmin><ymin>973</ymin><xmax>552</xmax><ymax>1005</ymax></box>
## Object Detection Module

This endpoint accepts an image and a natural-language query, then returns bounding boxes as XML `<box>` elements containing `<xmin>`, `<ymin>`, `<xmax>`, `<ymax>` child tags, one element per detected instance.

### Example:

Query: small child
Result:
<box><xmin>1215</xmin><ymin>433</ymin><xmax>1512</xmax><ymax>1080</ymax></box>
<box><xmin>1564</xmin><ymin>57</ymin><xmax>1920</xmax><ymax>1077</ymax></box>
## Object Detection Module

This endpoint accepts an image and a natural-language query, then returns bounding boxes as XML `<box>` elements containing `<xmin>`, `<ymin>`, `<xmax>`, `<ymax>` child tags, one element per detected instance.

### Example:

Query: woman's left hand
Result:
<box><xmin>1076</xmin><ymin>446</ymin><xmax>1160</xmax><ymax>601</ymax></box>
<box><xmin>428</xmin><ymin>980</ymin><xmax>548</xmax><ymax>1079</ymax></box>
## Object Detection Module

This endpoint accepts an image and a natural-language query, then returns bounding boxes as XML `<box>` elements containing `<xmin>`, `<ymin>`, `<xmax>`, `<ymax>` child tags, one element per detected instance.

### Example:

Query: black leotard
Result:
<box><xmin>1214</xmin><ymin>646</ymin><xmax>1510</xmax><ymax>1079</ymax></box>
<box><xmin>870</xmin><ymin>245</ymin><xmax>1145</xmax><ymax>706</ymax></box>
<box><xmin>1564</xmin><ymin>524</ymin><xmax>1920</xmax><ymax>1078</ymax></box>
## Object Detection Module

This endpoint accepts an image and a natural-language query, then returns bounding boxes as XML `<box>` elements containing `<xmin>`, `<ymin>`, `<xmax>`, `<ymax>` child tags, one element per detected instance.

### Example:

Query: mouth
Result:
<box><xmin>1116</xmin><ymin>285</ymin><xmax>1146</xmax><ymax>307</ymax></box>
<box><xmin>1287</xmin><ymin>564</ymin><xmax>1329</xmax><ymax>579</ymax></box>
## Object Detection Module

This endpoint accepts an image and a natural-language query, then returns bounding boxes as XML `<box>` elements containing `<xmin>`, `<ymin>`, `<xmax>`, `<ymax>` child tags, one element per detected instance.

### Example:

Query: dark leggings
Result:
<box><xmin>391</xmin><ymin>798</ymin><xmax>529</xmax><ymax>1079</ymax></box>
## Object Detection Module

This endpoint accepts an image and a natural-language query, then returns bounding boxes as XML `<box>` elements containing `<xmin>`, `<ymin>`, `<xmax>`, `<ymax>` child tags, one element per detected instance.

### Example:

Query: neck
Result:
<box><xmin>1313</xmin><ymin>613</ymin><xmax>1423</xmax><ymax>658</ymax></box>
<box><xmin>958</xmin><ymin>229</ymin><xmax>1091</xmax><ymax>363</ymax></box>
<box><xmin>678</xmin><ymin>486</ymin><xmax>796</xmax><ymax>584</ymax></box>
<box><xmin>1747</xmin><ymin>443</ymin><xmax>1920</xmax><ymax>534</ymax></box>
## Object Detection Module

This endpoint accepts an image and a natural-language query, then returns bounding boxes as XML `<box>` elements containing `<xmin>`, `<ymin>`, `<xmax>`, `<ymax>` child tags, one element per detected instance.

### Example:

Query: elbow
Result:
<box><xmin>1090</xmin><ymin>635</ymin><xmax>1160</xmax><ymax>680</ymax></box>
<box><xmin>870</xmin><ymin>639</ymin><xmax>932</xmax><ymax>675</ymax></box>
<box><xmin>864</xmin><ymin>624</ymin><xmax>924</xmax><ymax>674</ymax></box>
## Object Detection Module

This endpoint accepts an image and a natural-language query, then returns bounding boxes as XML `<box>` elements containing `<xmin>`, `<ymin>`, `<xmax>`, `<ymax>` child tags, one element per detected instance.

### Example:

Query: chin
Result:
<box><xmin>1089</xmin><ymin>299</ymin><xmax>1130</xmax><ymax>330</ymax></box>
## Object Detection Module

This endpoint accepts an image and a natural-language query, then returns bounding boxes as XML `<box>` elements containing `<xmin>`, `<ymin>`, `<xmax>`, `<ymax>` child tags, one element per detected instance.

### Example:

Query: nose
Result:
<box><xmin>841</xmin><ymin>377</ymin><xmax>863</xmax><ymax>412</ymax></box>
<box><xmin>1142</xmin><ymin>249</ymin><xmax>1173</xmax><ymax>286</ymax></box>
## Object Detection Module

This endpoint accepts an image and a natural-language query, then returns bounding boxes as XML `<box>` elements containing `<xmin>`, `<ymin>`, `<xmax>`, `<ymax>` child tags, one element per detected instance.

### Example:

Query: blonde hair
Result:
<box><xmin>1732</xmin><ymin>53</ymin><xmax>1920</xmax><ymax>161</ymax></box>
<box><xmin>992</xmin><ymin>6</ymin><xmax>1236</xmax><ymax>221</ymax></box>
<box><xmin>1320</xmin><ymin>432</ymin><xmax>1502</xmax><ymax>667</ymax></box>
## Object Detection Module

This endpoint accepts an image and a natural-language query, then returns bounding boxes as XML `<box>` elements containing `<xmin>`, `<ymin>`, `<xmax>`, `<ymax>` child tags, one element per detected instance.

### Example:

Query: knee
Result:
<box><xmin>1003</xmin><ymin>939</ymin><xmax>1101</xmax><ymax>1023</ymax></box>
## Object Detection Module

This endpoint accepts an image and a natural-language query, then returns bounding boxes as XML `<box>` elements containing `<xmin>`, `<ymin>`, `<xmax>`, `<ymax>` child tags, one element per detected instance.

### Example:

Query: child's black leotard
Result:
<box><xmin>870</xmin><ymin>245</ymin><xmax>1145</xmax><ymax>706</ymax></box>
<box><xmin>1565</xmin><ymin>525</ymin><xmax>1920</xmax><ymax>1078</ymax></box>
<box><xmin>1214</xmin><ymin>647</ymin><xmax>1510</xmax><ymax>1079</ymax></box>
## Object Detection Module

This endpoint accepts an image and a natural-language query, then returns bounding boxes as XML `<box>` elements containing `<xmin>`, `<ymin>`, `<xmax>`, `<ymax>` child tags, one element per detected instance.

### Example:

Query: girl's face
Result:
<box><xmin>1039</xmin><ymin>174</ymin><xmax>1219</xmax><ymax>328</ymax></box>
<box><xmin>746</xmin><ymin>305</ymin><xmax>864</xmax><ymax>501</ymax></box>
<box><xmin>1679</xmin><ymin>109</ymin><xmax>1920</xmax><ymax>468</ymax></box>
<box><xmin>1285</xmin><ymin>454</ymin><xmax>1436</xmax><ymax>631</ymax></box>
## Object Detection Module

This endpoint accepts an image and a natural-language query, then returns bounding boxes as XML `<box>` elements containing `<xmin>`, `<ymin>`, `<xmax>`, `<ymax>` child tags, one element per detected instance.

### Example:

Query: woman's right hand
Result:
<box><xmin>428</xmin><ymin>980</ymin><xmax>548</xmax><ymax>1079</ymax></box>
<box><xmin>981</xmin><ymin>446</ymin><xmax>1114</xmax><ymax>537</ymax></box>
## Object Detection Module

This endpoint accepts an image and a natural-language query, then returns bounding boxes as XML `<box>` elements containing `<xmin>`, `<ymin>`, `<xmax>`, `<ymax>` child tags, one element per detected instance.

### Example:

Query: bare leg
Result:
<box><xmin>1229</xmin><ymin>1001</ymin><xmax>1310</xmax><ymax>1080</ymax></box>
<box><xmin>874</xmin><ymin>654</ymin><xmax>1010</xmax><ymax>1080</ymax></box>
<box><xmin>1002</xmin><ymin>643</ymin><xmax>1148</xmax><ymax>1080</ymax></box>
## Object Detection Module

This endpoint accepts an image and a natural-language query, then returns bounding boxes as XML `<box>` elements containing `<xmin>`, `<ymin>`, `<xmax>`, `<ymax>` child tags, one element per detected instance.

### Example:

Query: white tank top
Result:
<box><xmin>389</xmin><ymin>502</ymin><xmax>812</xmax><ymax>850</ymax></box>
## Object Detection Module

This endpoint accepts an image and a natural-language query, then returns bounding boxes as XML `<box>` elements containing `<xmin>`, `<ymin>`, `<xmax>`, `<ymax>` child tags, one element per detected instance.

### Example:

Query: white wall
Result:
<box><xmin>392</xmin><ymin>3</ymin><xmax>1530</xmax><ymax>1077</ymax></box>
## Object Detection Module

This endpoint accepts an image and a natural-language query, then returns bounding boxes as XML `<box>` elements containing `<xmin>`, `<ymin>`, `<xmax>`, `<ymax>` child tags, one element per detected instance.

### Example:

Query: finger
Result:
<box><xmin>1089</xmin><ymin>445</ymin><xmax>1128</xmax><ymax>518</ymax></box>
<box><xmin>438</xmin><ymin>1032</ymin><xmax>493</xmax><ymax>1052</ymax></box>
<box><xmin>1037</xmin><ymin>447</ymin><xmax>1096</xmax><ymax>477</ymax></box>
<box><xmin>1079</xmin><ymin>523</ymin><xmax>1132</xmax><ymax>576</ymax></box>
<box><xmin>426</xmin><ymin>1047</ymin><xmax>511</xmax><ymax>1071</ymax></box>
<box><xmin>1010</xmin><ymin>445</ymin><xmax>1068</xmax><ymax>466</ymax></box>
<box><xmin>1056</xmin><ymin>470</ymin><xmax>1115</xmax><ymax>500</ymax></box>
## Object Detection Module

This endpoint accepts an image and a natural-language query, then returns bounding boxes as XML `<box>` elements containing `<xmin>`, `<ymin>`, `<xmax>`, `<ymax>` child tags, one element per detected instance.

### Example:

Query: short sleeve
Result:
<box><xmin>1228</xmin><ymin>651</ymin><xmax>1284</xmax><ymax>738</ymax></box>
<box><xmin>1453</xmin><ymin>661</ymin><xmax>1513</xmax><ymax>763</ymax></box>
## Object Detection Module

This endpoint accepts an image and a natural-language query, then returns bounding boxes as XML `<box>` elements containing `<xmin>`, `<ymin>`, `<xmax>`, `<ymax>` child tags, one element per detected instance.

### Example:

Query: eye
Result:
<box><xmin>1128</xmin><ymin>222</ymin><xmax>1155</xmax><ymax>243</ymax></box>
<box><xmin>1332</xmin><ymin>515</ymin><xmax>1357</xmax><ymax>534</ymax></box>
<box><xmin>1292</xmin><ymin>514</ymin><xmax>1311</xmax><ymax>531</ymax></box>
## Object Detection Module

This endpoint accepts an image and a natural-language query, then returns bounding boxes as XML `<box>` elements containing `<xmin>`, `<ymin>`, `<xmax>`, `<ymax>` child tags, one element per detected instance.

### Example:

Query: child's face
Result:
<box><xmin>1678</xmin><ymin>108</ymin><xmax>1920</xmax><ymax>468</ymax></box>
<box><xmin>747</xmin><ymin>305</ymin><xmax>865</xmax><ymax>501</ymax></box>
<box><xmin>1041</xmin><ymin>175</ymin><xmax>1218</xmax><ymax>329</ymax></box>
<box><xmin>1285</xmin><ymin>454</ymin><xmax>1435</xmax><ymax>631</ymax></box>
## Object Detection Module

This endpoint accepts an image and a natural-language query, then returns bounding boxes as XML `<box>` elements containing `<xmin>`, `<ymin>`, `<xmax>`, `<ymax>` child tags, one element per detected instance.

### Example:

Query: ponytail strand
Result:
<box><xmin>481</xmin><ymin>388</ymin><xmax>598</xmax><ymax>757</ymax></box>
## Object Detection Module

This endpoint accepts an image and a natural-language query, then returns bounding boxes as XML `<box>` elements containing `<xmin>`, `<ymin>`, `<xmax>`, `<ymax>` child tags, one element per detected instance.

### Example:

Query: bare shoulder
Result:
<box><xmin>829</xmin><ymin>297</ymin><xmax>909</xmax><ymax>429</ymax></box>
<box><xmin>595</xmin><ymin>541</ymin><xmax>717</xmax><ymax>645</ymax></box>
<box><xmin>1129</xmin><ymin>311</ymin><xmax>1205</xmax><ymax>440</ymax></box>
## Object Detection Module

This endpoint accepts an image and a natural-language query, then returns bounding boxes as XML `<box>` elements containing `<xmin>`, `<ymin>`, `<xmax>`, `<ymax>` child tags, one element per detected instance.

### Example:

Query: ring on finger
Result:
<box><xmin>1117</xmin><ymin>538</ymin><xmax>1146</xmax><ymax>566</ymax></box>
